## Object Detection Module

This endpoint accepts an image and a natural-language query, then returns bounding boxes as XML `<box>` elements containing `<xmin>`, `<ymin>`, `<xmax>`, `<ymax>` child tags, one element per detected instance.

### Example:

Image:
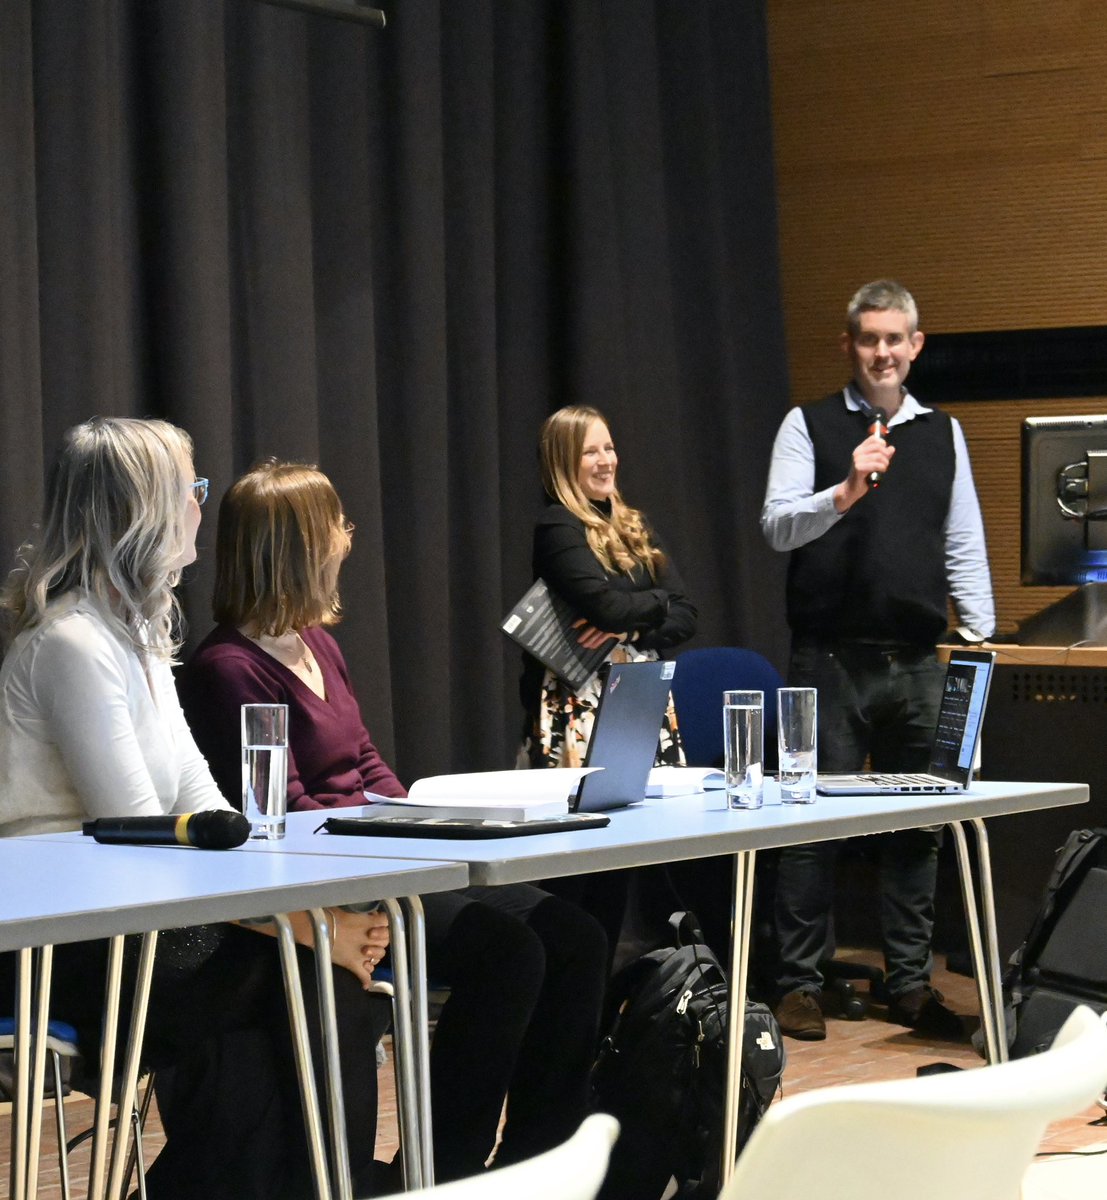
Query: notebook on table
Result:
<box><xmin>816</xmin><ymin>648</ymin><xmax>996</xmax><ymax>795</ymax></box>
<box><xmin>322</xmin><ymin>812</ymin><xmax>611</xmax><ymax>839</ymax></box>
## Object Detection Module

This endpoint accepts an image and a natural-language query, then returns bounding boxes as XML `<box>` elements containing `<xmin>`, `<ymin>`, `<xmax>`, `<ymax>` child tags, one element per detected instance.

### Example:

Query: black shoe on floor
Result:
<box><xmin>887</xmin><ymin>985</ymin><xmax>964</xmax><ymax>1039</ymax></box>
<box><xmin>916</xmin><ymin>1061</ymin><xmax>963</xmax><ymax>1077</ymax></box>
<box><xmin>358</xmin><ymin>1156</ymin><xmax>405</xmax><ymax>1197</ymax></box>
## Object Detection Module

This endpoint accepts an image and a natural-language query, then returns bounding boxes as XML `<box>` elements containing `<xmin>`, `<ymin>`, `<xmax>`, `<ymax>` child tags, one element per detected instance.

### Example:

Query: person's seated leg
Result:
<box><xmin>539</xmin><ymin>869</ymin><xmax>629</xmax><ymax>977</ymax></box>
<box><xmin>148</xmin><ymin>926</ymin><xmax>393</xmax><ymax>1200</ymax></box>
<box><xmin>493</xmin><ymin>892</ymin><xmax>607</xmax><ymax>1167</ymax></box>
<box><xmin>150</xmin><ymin>1027</ymin><xmax>290</xmax><ymax>1200</ymax></box>
<box><xmin>422</xmin><ymin>888</ymin><xmax>546</xmax><ymax>1182</ymax></box>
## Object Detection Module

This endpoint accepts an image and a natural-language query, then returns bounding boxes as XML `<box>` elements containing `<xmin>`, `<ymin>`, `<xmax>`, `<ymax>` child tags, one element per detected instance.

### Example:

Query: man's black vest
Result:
<box><xmin>786</xmin><ymin>392</ymin><xmax>955</xmax><ymax>646</ymax></box>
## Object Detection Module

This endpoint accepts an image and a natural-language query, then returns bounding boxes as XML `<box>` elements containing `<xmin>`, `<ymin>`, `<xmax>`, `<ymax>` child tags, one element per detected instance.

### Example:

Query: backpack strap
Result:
<box><xmin>669</xmin><ymin>910</ymin><xmax>708</xmax><ymax>949</ymax></box>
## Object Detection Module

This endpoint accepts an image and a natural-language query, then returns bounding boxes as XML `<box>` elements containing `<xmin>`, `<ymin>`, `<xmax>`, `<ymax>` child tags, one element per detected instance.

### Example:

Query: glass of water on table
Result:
<box><xmin>723</xmin><ymin>690</ymin><xmax>764</xmax><ymax>809</ymax></box>
<box><xmin>241</xmin><ymin>703</ymin><xmax>289</xmax><ymax>839</ymax></box>
<box><xmin>777</xmin><ymin>687</ymin><xmax>817</xmax><ymax>804</ymax></box>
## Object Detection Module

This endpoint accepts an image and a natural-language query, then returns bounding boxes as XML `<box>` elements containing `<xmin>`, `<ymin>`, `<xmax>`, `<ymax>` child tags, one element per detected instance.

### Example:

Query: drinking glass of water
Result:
<box><xmin>723</xmin><ymin>690</ymin><xmax>763</xmax><ymax>809</ymax></box>
<box><xmin>241</xmin><ymin>703</ymin><xmax>289</xmax><ymax>840</ymax></box>
<box><xmin>777</xmin><ymin>687</ymin><xmax>817</xmax><ymax>804</ymax></box>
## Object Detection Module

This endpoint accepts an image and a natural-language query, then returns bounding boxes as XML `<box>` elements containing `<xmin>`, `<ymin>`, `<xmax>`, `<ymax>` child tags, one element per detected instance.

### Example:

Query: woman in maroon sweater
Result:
<box><xmin>179</xmin><ymin>460</ymin><xmax>607</xmax><ymax>1185</ymax></box>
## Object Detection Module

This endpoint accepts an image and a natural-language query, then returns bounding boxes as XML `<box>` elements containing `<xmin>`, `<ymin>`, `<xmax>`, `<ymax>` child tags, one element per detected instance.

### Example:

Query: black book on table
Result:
<box><xmin>501</xmin><ymin>577</ymin><xmax>610</xmax><ymax>691</ymax></box>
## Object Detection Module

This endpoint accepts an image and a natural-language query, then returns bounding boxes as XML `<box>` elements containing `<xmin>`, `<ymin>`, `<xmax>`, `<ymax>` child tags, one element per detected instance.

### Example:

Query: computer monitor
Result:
<box><xmin>1020</xmin><ymin>413</ymin><xmax>1107</xmax><ymax>644</ymax></box>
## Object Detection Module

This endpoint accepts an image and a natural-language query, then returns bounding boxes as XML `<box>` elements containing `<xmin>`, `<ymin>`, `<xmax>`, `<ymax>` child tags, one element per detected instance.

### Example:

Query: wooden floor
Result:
<box><xmin>3</xmin><ymin>951</ymin><xmax>1105</xmax><ymax>1198</ymax></box>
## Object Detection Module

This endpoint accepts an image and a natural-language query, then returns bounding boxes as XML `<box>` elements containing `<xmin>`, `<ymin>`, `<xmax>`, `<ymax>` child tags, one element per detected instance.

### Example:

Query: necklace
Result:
<box><xmin>293</xmin><ymin>633</ymin><xmax>315</xmax><ymax>675</ymax></box>
<box><xmin>251</xmin><ymin>630</ymin><xmax>315</xmax><ymax>675</ymax></box>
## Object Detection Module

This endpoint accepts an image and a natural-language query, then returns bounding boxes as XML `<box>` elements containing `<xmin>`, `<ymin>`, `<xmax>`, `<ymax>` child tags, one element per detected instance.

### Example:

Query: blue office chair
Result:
<box><xmin>671</xmin><ymin>647</ymin><xmax>784</xmax><ymax>768</ymax></box>
<box><xmin>665</xmin><ymin>648</ymin><xmax>785</xmax><ymax>988</ymax></box>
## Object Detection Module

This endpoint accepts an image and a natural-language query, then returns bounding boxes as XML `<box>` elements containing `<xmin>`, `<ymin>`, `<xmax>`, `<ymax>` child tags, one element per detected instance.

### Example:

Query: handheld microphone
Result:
<box><xmin>82</xmin><ymin>810</ymin><xmax>251</xmax><ymax>850</ymax></box>
<box><xmin>866</xmin><ymin>406</ymin><xmax>888</xmax><ymax>489</ymax></box>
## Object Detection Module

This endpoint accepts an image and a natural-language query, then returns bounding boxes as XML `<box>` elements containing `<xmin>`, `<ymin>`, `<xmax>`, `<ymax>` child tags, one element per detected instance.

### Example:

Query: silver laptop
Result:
<box><xmin>816</xmin><ymin>649</ymin><xmax>996</xmax><ymax>795</ymax></box>
<box><xmin>573</xmin><ymin>660</ymin><xmax>676</xmax><ymax>813</ymax></box>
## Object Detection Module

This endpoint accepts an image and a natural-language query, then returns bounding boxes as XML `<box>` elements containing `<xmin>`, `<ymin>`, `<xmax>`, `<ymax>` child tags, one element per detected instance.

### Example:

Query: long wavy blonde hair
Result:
<box><xmin>1</xmin><ymin>417</ymin><xmax>196</xmax><ymax>660</ymax></box>
<box><xmin>538</xmin><ymin>405</ymin><xmax>665</xmax><ymax>578</ymax></box>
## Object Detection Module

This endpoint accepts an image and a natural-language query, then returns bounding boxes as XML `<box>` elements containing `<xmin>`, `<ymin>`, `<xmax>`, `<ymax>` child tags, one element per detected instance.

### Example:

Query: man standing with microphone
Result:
<box><xmin>760</xmin><ymin>280</ymin><xmax>995</xmax><ymax>1041</ymax></box>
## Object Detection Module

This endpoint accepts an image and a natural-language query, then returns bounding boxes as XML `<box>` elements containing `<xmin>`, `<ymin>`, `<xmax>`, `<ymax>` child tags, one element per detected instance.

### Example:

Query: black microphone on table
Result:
<box><xmin>82</xmin><ymin>810</ymin><xmax>251</xmax><ymax>850</ymax></box>
<box><xmin>866</xmin><ymin>406</ymin><xmax>888</xmax><ymax>489</ymax></box>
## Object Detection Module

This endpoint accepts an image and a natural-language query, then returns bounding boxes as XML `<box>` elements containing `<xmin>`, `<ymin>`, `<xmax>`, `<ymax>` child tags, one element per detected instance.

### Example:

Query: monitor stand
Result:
<box><xmin>1017</xmin><ymin>583</ymin><xmax>1107</xmax><ymax>646</ymax></box>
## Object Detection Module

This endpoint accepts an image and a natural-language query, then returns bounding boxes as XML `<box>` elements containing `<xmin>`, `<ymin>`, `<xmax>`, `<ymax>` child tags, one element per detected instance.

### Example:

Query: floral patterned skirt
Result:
<box><xmin>520</xmin><ymin>644</ymin><xmax>685</xmax><ymax>770</ymax></box>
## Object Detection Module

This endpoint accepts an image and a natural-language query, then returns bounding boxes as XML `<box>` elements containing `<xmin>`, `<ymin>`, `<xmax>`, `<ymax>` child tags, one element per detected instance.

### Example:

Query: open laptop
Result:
<box><xmin>573</xmin><ymin>659</ymin><xmax>677</xmax><ymax>812</ymax></box>
<box><xmin>816</xmin><ymin>648</ymin><xmax>996</xmax><ymax>795</ymax></box>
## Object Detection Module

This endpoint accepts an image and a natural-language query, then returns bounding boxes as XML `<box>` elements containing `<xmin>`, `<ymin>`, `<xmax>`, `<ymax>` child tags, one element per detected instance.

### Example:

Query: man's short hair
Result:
<box><xmin>846</xmin><ymin>280</ymin><xmax>919</xmax><ymax>335</ymax></box>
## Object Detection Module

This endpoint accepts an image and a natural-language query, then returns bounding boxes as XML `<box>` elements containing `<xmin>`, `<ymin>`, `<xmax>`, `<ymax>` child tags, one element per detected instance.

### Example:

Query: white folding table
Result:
<box><xmin>261</xmin><ymin>779</ymin><xmax>1089</xmax><ymax>1193</ymax></box>
<box><xmin>1</xmin><ymin>838</ymin><xmax>466</xmax><ymax>1200</ymax></box>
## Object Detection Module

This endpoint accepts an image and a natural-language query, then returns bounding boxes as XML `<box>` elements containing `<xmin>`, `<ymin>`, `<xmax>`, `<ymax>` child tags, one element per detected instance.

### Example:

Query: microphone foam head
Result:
<box><xmin>188</xmin><ymin>810</ymin><xmax>251</xmax><ymax>849</ymax></box>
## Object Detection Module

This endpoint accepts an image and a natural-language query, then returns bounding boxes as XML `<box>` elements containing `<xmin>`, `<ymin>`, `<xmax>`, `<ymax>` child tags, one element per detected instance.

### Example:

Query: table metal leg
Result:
<box><xmin>272</xmin><ymin>913</ymin><xmax>334</xmax><ymax>1200</ymax></box>
<box><xmin>720</xmin><ymin>849</ymin><xmax>757</xmax><ymax>1189</ymax></box>
<box><xmin>89</xmin><ymin>935</ymin><xmax>125</xmax><ymax>1200</ymax></box>
<box><xmin>969</xmin><ymin>818</ymin><xmax>1007</xmax><ymax>1062</ymax></box>
<box><xmin>306</xmin><ymin>908</ymin><xmax>353</xmax><ymax>1200</ymax></box>
<box><xmin>25</xmin><ymin>945</ymin><xmax>55</xmax><ymax>1200</ymax></box>
<box><xmin>106</xmin><ymin>931</ymin><xmax>157</xmax><ymax>1200</ymax></box>
<box><xmin>11</xmin><ymin>946</ymin><xmax>33</xmax><ymax>1200</ymax></box>
<box><xmin>949</xmin><ymin>820</ymin><xmax>1007</xmax><ymax>1064</ymax></box>
<box><xmin>400</xmin><ymin>895</ymin><xmax>433</xmax><ymax>1187</ymax></box>
<box><xmin>253</xmin><ymin>898</ymin><xmax>430</xmax><ymax>1199</ymax></box>
<box><xmin>381</xmin><ymin>898</ymin><xmax>424</xmax><ymax>1189</ymax></box>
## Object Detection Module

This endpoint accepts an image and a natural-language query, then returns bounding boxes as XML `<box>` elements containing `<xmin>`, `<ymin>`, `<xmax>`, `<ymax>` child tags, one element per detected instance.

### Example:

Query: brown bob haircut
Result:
<box><xmin>212</xmin><ymin>460</ymin><xmax>350</xmax><ymax>635</ymax></box>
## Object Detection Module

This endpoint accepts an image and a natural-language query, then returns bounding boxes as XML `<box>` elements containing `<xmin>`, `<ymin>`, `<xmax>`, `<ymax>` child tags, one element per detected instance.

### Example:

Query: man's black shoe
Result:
<box><xmin>887</xmin><ymin>985</ymin><xmax>965</xmax><ymax>1039</ymax></box>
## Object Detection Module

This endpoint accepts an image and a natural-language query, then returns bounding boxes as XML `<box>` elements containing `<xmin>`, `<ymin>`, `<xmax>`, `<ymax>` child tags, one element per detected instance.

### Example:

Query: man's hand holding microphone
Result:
<box><xmin>834</xmin><ymin>407</ymin><xmax>894</xmax><ymax>513</ymax></box>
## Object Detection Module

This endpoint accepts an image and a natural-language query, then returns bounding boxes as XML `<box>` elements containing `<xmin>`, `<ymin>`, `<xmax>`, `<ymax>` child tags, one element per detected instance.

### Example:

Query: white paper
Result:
<box><xmin>645</xmin><ymin>766</ymin><xmax>725</xmax><ymax>797</ymax></box>
<box><xmin>405</xmin><ymin>767</ymin><xmax>599</xmax><ymax>806</ymax></box>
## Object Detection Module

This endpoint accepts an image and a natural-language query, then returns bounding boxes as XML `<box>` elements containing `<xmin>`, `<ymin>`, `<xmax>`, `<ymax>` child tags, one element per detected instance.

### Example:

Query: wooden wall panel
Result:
<box><xmin>767</xmin><ymin>0</ymin><xmax>1107</xmax><ymax>638</ymax></box>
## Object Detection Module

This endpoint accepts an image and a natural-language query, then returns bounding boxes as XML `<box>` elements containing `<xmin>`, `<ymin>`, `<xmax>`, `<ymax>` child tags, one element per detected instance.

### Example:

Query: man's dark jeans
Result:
<box><xmin>773</xmin><ymin>639</ymin><xmax>946</xmax><ymax>999</ymax></box>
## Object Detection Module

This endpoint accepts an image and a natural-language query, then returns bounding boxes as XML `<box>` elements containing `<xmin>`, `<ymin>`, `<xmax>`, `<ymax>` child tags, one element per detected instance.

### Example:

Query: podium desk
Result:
<box><xmin>260</xmin><ymin>780</ymin><xmax>1087</xmax><ymax>1193</ymax></box>
<box><xmin>1</xmin><ymin>838</ymin><xmax>466</xmax><ymax>1200</ymax></box>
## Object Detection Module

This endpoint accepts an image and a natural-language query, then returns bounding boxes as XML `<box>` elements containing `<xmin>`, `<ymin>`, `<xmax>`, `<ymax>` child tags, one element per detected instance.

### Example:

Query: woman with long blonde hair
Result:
<box><xmin>521</xmin><ymin>404</ymin><xmax>697</xmax><ymax>768</ymax></box>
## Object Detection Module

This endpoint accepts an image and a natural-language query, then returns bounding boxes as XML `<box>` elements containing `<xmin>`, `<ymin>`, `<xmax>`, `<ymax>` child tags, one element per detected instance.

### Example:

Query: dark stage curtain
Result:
<box><xmin>0</xmin><ymin>0</ymin><xmax>790</xmax><ymax>782</ymax></box>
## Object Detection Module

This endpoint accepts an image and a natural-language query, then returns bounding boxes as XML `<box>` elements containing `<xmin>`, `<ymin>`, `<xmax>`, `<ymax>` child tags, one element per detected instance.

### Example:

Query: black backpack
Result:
<box><xmin>591</xmin><ymin>911</ymin><xmax>785</xmax><ymax>1200</ymax></box>
<box><xmin>1003</xmin><ymin>827</ymin><xmax>1107</xmax><ymax>1058</ymax></box>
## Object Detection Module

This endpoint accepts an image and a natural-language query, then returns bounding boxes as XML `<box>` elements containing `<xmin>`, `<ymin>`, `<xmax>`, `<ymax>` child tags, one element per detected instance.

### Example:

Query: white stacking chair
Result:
<box><xmin>1022</xmin><ymin>1010</ymin><xmax>1107</xmax><ymax>1200</ymax></box>
<box><xmin>398</xmin><ymin>1113</ymin><xmax>619</xmax><ymax>1200</ymax></box>
<box><xmin>717</xmin><ymin>1005</ymin><xmax>1107</xmax><ymax>1200</ymax></box>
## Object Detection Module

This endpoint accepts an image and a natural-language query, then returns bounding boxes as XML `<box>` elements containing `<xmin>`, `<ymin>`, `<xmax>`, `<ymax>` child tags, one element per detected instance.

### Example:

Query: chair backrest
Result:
<box><xmin>400</xmin><ymin>1113</ymin><xmax>619</xmax><ymax>1200</ymax></box>
<box><xmin>672</xmin><ymin>647</ymin><xmax>784</xmax><ymax>768</ymax></box>
<box><xmin>719</xmin><ymin>1005</ymin><xmax>1107</xmax><ymax>1200</ymax></box>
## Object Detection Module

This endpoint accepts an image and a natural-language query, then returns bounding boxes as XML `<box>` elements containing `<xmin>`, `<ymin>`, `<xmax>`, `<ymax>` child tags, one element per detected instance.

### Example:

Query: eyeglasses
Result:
<box><xmin>191</xmin><ymin>478</ymin><xmax>209</xmax><ymax>506</ymax></box>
